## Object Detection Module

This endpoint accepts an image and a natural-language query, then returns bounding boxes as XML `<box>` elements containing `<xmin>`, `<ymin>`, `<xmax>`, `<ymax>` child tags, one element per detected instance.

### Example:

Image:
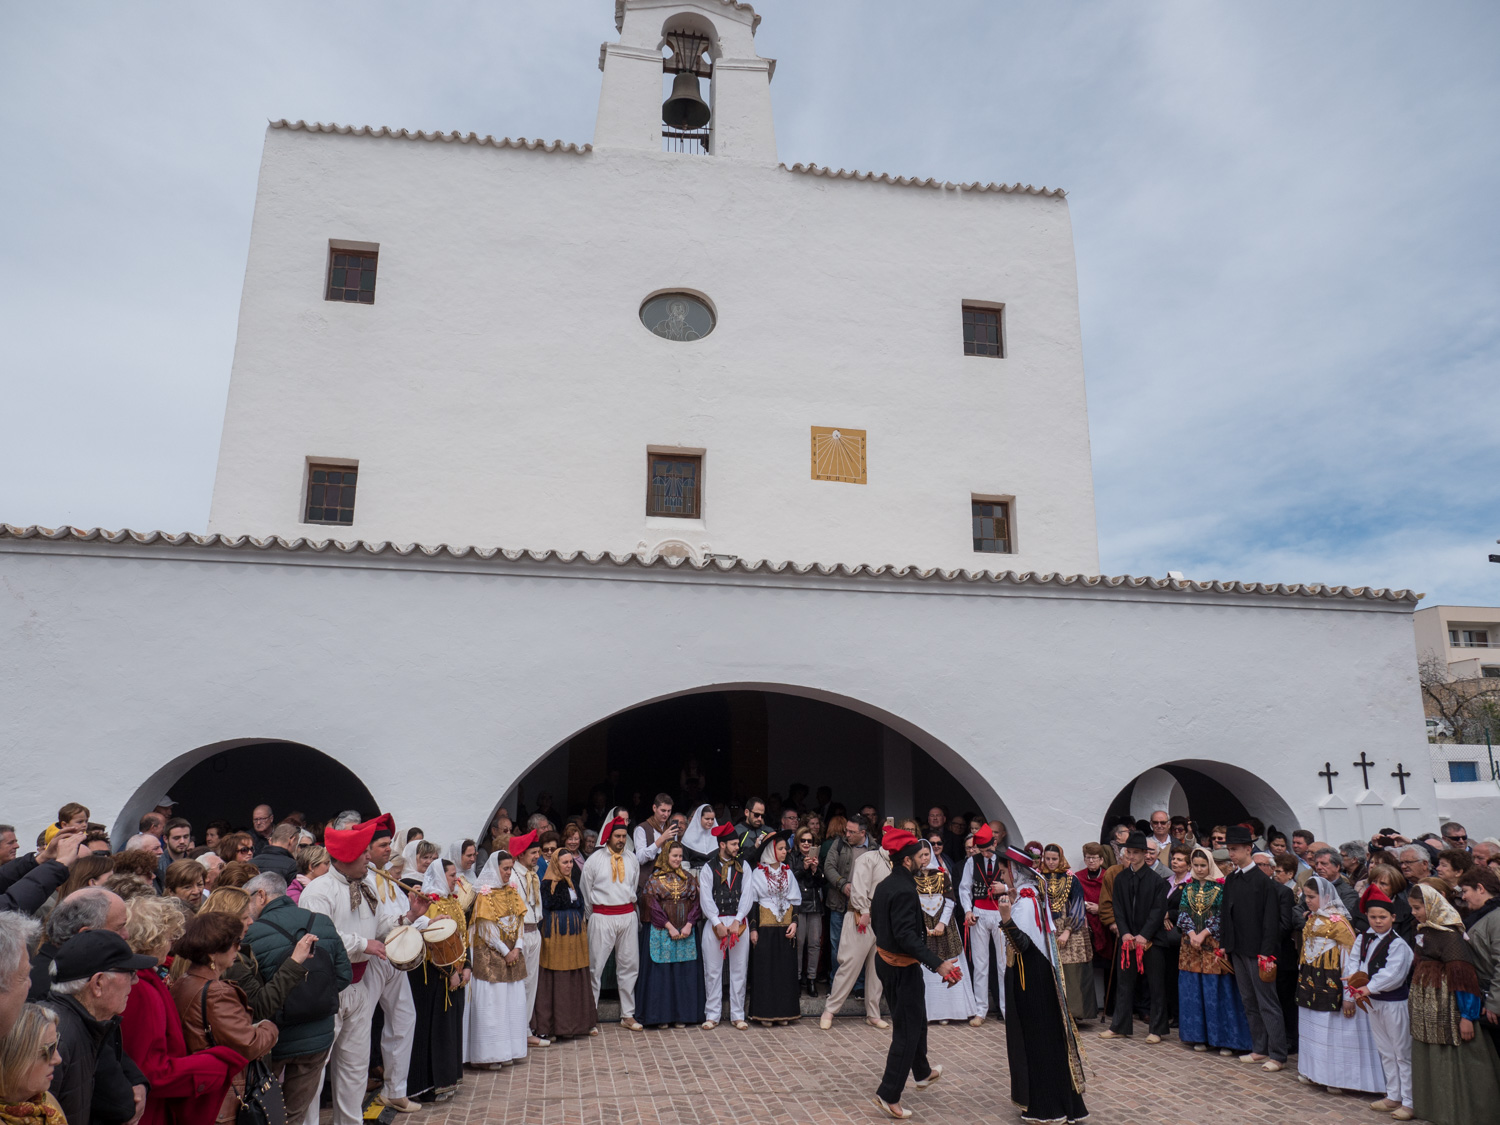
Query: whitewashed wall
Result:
<box><xmin>208</xmin><ymin>123</ymin><xmax>1097</xmax><ymax>576</ymax></box>
<box><xmin>0</xmin><ymin>534</ymin><xmax>1434</xmax><ymax>852</ymax></box>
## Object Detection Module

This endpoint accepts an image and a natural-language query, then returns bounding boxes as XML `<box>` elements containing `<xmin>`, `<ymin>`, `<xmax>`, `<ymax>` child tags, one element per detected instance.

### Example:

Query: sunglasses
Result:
<box><xmin>37</xmin><ymin>1041</ymin><xmax>61</xmax><ymax>1063</ymax></box>
<box><xmin>237</xmin><ymin>847</ymin><xmax>253</xmax><ymax>855</ymax></box>
<box><xmin>1446</xmin><ymin>834</ymin><xmax>1468</xmax><ymax>843</ymax></box>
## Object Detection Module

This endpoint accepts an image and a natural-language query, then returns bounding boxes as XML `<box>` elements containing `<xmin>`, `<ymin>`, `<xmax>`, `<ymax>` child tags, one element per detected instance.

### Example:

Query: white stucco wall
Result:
<box><xmin>207</xmin><ymin>102</ymin><xmax>1097</xmax><ymax>575</ymax></box>
<box><xmin>0</xmin><ymin>531</ymin><xmax>1434</xmax><ymax>853</ymax></box>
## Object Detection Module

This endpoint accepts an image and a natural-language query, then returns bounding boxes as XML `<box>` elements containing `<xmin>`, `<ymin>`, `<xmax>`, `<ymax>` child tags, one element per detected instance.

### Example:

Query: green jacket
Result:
<box><xmin>239</xmin><ymin>894</ymin><xmax>353</xmax><ymax>1060</ymax></box>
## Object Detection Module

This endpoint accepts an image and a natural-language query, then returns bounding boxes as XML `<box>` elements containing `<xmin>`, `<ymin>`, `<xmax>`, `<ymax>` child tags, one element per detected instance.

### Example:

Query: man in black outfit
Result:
<box><xmin>1219</xmin><ymin>825</ymin><xmax>1287</xmax><ymax>1070</ymax></box>
<box><xmin>1098</xmin><ymin>831</ymin><xmax>1169</xmax><ymax>1042</ymax></box>
<box><xmin>869</xmin><ymin>827</ymin><xmax>958</xmax><ymax>1121</ymax></box>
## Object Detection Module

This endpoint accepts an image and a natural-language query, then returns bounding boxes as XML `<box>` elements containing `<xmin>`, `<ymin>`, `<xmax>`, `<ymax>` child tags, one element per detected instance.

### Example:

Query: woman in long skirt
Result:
<box><xmin>407</xmin><ymin>860</ymin><xmax>468</xmax><ymax>1101</ymax></box>
<box><xmin>747</xmin><ymin>830</ymin><xmax>801</xmax><ymax>1025</ymax></box>
<box><xmin>636</xmin><ymin>842</ymin><xmax>705</xmax><ymax>1027</ymax></box>
<box><xmin>1296</xmin><ymin>876</ymin><xmax>1385</xmax><ymax>1095</ymax></box>
<box><xmin>535</xmin><ymin>850</ymin><xmax>598</xmax><ymax>1039</ymax></box>
<box><xmin>465</xmin><ymin>852</ymin><xmax>529</xmax><ymax>1068</ymax></box>
<box><xmin>1041</xmin><ymin>844</ymin><xmax>1095</xmax><ymax>1022</ymax></box>
<box><xmin>918</xmin><ymin>843</ymin><xmax>978</xmax><ymax>1023</ymax></box>
<box><xmin>1169</xmin><ymin>847</ymin><xmax>1251</xmax><ymax>1055</ymax></box>
<box><xmin>1406</xmin><ymin>883</ymin><xmax>1500</xmax><ymax>1125</ymax></box>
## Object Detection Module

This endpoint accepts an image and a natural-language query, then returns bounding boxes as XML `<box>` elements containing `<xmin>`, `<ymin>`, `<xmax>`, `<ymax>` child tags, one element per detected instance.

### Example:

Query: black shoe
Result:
<box><xmin>805</xmin><ymin>979</ymin><xmax>817</xmax><ymax>997</ymax></box>
<box><xmin>852</xmin><ymin>987</ymin><xmax>865</xmax><ymax>1000</ymax></box>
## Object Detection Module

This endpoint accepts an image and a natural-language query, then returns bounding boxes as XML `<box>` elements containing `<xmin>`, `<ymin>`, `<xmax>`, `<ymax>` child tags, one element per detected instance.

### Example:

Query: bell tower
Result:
<box><xmin>594</xmin><ymin>0</ymin><xmax>777</xmax><ymax>161</ymax></box>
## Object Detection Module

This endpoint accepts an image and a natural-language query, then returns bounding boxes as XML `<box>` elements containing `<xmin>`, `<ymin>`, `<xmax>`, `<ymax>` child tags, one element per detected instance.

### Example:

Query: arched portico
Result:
<box><xmin>1102</xmin><ymin>759</ymin><xmax>1300</xmax><ymax>844</ymax></box>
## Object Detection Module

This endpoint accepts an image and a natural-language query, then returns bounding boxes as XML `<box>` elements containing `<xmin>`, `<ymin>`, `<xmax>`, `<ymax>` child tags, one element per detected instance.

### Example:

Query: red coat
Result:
<box><xmin>1075</xmin><ymin>866</ymin><xmax>1109</xmax><ymax>954</ymax></box>
<box><xmin>120</xmin><ymin>969</ymin><xmax>247</xmax><ymax>1125</ymax></box>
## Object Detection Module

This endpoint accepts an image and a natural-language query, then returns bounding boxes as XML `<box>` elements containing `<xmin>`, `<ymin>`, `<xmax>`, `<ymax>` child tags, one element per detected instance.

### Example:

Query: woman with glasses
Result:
<box><xmin>120</xmin><ymin>898</ymin><xmax>244</xmax><ymax>1125</ymax></box>
<box><xmin>0</xmin><ymin>1004</ymin><xmax>65</xmax><ymax>1125</ymax></box>
<box><xmin>169</xmin><ymin>913</ymin><xmax>279</xmax><ymax>1125</ymax></box>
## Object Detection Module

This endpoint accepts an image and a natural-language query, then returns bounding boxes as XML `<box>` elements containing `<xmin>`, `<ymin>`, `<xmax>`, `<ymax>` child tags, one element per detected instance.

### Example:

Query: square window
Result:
<box><xmin>647</xmin><ymin>454</ymin><xmax>702</xmax><ymax>518</ymax></box>
<box><xmin>810</xmin><ymin>426</ymin><xmax>867</xmax><ymax>484</ymax></box>
<box><xmin>962</xmin><ymin>304</ymin><xmax>1004</xmax><ymax>358</ymax></box>
<box><xmin>326</xmin><ymin>246</ymin><xmax>378</xmax><ymax>303</ymax></box>
<box><xmin>972</xmin><ymin>500</ymin><xmax>1011</xmax><ymax>553</ymax></box>
<box><xmin>305</xmin><ymin>462</ymin><xmax>358</xmax><ymax>525</ymax></box>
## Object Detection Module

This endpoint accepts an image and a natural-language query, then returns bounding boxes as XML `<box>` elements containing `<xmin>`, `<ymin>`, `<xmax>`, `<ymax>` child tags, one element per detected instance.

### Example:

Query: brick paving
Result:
<box><xmin>375</xmin><ymin>1020</ymin><xmax>1432</xmax><ymax>1125</ymax></box>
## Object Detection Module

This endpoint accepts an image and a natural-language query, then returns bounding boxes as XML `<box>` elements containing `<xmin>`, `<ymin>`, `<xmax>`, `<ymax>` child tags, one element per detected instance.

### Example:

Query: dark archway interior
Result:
<box><xmin>505</xmin><ymin>690</ymin><xmax>985</xmax><ymax>838</ymax></box>
<box><xmin>164</xmin><ymin>742</ymin><xmax>379</xmax><ymax>834</ymax></box>
<box><xmin>1101</xmin><ymin>764</ymin><xmax>1256</xmax><ymax>842</ymax></box>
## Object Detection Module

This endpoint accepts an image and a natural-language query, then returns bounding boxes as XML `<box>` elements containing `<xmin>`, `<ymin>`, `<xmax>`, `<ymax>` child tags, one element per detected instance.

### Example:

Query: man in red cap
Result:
<box><xmin>820</xmin><ymin>824</ymin><xmax>894</xmax><ymax>1030</ymax></box>
<box><xmin>698</xmin><ymin>821</ymin><xmax>753</xmax><ymax>1029</ymax></box>
<box><xmin>579</xmin><ymin>817</ymin><xmax>644</xmax><ymax>1031</ymax></box>
<box><xmin>300</xmin><ymin>814</ymin><xmax>429</xmax><ymax>1124</ymax></box>
<box><xmin>505</xmin><ymin>830</ymin><xmax>551</xmax><ymax>1048</ymax></box>
<box><xmin>362</xmin><ymin>814</ymin><xmax>422</xmax><ymax>1112</ymax></box>
<box><xmin>868</xmin><ymin>828</ymin><xmax>959</xmax><ymax>1119</ymax></box>
<box><xmin>957</xmin><ymin>821</ymin><xmax>1008</xmax><ymax>1025</ymax></box>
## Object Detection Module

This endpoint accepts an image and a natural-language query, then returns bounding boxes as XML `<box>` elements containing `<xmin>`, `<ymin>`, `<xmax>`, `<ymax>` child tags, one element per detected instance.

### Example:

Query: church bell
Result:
<box><xmin>662</xmin><ymin>71</ymin><xmax>710</xmax><ymax>131</ymax></box>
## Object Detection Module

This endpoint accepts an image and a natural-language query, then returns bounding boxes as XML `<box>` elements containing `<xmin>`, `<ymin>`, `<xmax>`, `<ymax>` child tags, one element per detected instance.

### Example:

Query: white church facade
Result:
<box><xmin>0</xmin><ymin>0</ymin><xmax>1445</xmax><ymax>850</ymax></box>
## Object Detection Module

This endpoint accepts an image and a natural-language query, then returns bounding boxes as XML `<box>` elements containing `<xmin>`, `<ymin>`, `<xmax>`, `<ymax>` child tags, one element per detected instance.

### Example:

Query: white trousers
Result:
<box><xmin>968</xmin><ymin>909</ymin><xmax>1007</xmax><ymax>1017</ymax></box>
<box><xmin>313</xmin><ymin>966</ymin><xmax>378</xmax><ymax>1125</ymax></box>
<box><xmin>366</xmin><ymin>955</ymin><xmax>416</xmax><ymax>1101</ymax></box>
<box><xmin>701</xmin><ymin>926</ymin><xmax>750</xmax><ymax>1023</ymax></box>
<box><xmin>1367</xmin><ymin>1000</ymin><xmax>1413</xmax><ymax>1108</ymax></box>
<box><xmin>588</xmin><ymin>911</ymin><xmax>639</xmax><ymax>1019</ymax></box>
<box><xmin>823</xmin><ymin>910</ymin><xmax>883</xmax><ymax>1020</ymax></box>
<box><xmin>522</xmin><ymin>929</ymin><xmax>542</xmax><ymax>1027</ymax></box>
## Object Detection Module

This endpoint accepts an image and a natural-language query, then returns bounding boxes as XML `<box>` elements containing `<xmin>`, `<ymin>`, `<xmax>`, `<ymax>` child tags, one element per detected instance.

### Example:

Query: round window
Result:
<box><xmin>640</xmin><ymin>292</ymin><xmax>714</xmax><ymax>341</ymax></box>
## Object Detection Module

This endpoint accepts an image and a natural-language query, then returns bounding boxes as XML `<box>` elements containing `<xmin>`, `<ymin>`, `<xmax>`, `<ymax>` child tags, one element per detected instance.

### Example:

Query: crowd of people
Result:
<box><xmin>0</xmin><ymin>792</ymin><xmax>1497</xmax><ymax>1125</ymax></box>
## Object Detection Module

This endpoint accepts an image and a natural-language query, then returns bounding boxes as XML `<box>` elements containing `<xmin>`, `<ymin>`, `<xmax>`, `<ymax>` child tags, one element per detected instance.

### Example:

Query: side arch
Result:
<box><xmin>1102</xmin><ymin>759</ymin><xmax>1300</xmax><ymax>843</ymax></box>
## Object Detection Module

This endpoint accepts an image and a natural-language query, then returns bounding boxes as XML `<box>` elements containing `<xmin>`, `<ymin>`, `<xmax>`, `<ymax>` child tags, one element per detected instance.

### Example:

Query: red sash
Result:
<box><xmin>592</xmin><ymin>902</ymin><xmax>636</xmax><ymax>916</ymax></box>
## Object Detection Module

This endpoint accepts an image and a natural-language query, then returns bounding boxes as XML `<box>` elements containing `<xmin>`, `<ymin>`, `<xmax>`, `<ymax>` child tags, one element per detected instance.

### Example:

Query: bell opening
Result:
<box><xmin>662</xmin><ymin>30</ymin><xmax>712</xmax><ymax>153</ymax></box>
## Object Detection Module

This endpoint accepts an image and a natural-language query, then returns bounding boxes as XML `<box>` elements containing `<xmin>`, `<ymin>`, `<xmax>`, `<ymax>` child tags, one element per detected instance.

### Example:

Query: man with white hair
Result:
<box><xmin>0</xmin><ymin>911</ymin><xmax>41</xmax><ymax>1039</ymax></box>
<box><xmin>27</xmin><ymin>887</ymin><xmax>129</xmax><ymax>1001</ymax></box>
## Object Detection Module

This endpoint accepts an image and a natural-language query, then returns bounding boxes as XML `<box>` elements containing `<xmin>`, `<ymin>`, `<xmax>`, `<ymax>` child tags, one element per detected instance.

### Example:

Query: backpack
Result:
<box><xmin>257</xmin><ymin>915</ymin><xmax>339</xmax><ymax>1025</ymax></box>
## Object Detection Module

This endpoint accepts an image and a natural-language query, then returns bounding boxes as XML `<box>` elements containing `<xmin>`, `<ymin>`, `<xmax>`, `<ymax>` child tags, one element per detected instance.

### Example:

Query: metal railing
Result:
<box><xmin>1451</xmin><ymin>639</ymin><xmax>1498</xmax><ymax>648</ymax></box>
<box><xmin>663</xmin><ymin>129</ymin><xmax>709</xmax><ymax>155</ymax></box>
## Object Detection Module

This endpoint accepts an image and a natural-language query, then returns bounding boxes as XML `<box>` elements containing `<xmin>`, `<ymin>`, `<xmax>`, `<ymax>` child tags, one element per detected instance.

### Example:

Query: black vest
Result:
<box><xmin>970</xmin><ymin>853</ymin><xmax>998</xmax><ymax>906</ymax></box>
<box><xmin>707</xmin><ymin>854</ymin><xmax>746</xmax><ymax>917</ymax></box>
<box><xmin>1357</xmin><ymin>931</ymin><xmax>1411</xmax><ymax>1001</ymax></box>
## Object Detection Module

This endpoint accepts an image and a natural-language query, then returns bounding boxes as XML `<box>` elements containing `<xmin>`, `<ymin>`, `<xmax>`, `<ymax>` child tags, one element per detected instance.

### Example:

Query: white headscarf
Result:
<box><xmin>443</xmin><ymin>840</ymin><xmax>478</xmax><ymax>883</ymax></box>
<box><xmin>402</xmin><ymin>837</ymin><xmax>429</xmax><ymax>871</ymax></box>
<box><xmin>1302</xmin><ymin>874</ymin><xmax>1352</xmax><ymax>964</ymax></box>
<box><xmin>421</xmin><ymin>857</ymin><xmax>453</xmax><ymax>899</ymax></box>
<box><xmin>681</xmin><ymin>803</ymin><xmax>717</xmax><ymax>856</ymax></box>
<box><xmin>476</xmin><ymin>846</ymin><xmax>513</xmax><ymax>891</ymax></box>
<box><xmin>1009</xmin><ymin>862</ymin><xmax>1056</xmax><ymax>965</ymax></box>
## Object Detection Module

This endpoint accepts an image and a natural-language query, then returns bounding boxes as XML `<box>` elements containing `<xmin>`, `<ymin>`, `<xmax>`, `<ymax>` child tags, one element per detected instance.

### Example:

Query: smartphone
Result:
<box><xmin>884</xmin><ymin>816</ymin><xmax>895</xmax><ymax>828</ymax></box>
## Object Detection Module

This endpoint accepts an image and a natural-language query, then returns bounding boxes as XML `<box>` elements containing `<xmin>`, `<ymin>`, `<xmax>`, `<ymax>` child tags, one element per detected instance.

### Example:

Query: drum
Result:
<box><xmin>385</xmin><ymin>925</ymin><xmax>425</xmax><ymax>972</ymax></box>
<box><xmin>453</xmin><ymin>877</ymin><xmax>476</xmax><ymax>915</ymax></box>
<box><xmin>423</xmin><ymin>916</ymin><xmax>466</xmax><ymax>968</ymax></box>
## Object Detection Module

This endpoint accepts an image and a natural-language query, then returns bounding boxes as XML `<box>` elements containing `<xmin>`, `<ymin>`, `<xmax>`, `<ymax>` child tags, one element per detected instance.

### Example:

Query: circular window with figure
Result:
<box><xmin>640</xmin><ymin>292</ymin><xmax>715</xmax><ymax>341</ymax></box>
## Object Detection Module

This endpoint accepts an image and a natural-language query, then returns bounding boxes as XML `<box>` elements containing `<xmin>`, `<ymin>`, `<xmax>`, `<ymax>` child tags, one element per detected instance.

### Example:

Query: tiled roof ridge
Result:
<box><xmin>780</xmin><ymin>162</ymin><xmax>1066</xmax><ymax>198</ymax></box>
<box><xmin>0</xmin><ymin>525</ymin><xmax>1421</xmax><ymax>604</ymax></box>
<box><xmin>268</xmin><ymin>119</ymin><xmax>592</xmax><ymax>154</ymax></box>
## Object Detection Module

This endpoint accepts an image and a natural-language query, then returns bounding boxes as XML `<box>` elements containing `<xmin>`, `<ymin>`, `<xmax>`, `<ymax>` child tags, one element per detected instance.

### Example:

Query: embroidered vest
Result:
<box><xmin>707</xmin><ymin>855</ymin><xmax>745</xmax><ymax>918</ymax></box>
<box><xmin>970</xmin><ymin>854</ymin><xmax>998</xmax><ymax>907</ymax></box>
<box><xmin>1358</xmin><ymin>931</ymin><xmax>1411</xmax><ymax>1001</ymax></box>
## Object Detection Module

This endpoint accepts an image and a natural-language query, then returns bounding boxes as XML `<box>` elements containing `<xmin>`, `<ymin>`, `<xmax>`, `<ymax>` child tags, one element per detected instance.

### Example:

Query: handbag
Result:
<box><xmin>199</xmin><ymin>982</ymin><xmax>286</xmax><ymax>1125</ymax></box>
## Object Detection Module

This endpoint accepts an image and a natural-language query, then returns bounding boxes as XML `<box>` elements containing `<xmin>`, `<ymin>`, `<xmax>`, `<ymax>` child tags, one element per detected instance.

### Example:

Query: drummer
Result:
<box><xmin>300</xmin><ymin>813</ymin><xmax>431</xmax><ymax>1125</ymax></box>
<box><xmin>405</xmin><ymin>859</ymin><xmax>470</xmax><ymax>1102</ymax></box>
<box><xmin>364</xmin><ymin>815</ymin><xmax>425</xmax><ymax>1114</ymax></box>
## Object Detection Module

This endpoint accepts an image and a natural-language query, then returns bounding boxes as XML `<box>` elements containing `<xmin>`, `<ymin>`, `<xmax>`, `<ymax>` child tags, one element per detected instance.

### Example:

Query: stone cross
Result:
<box><xmin>1391</xmin><ymin>762</ymin><xmax>1411</xmax><ymax>795</ymax></box>
<box><xmin>1352</xmin><ymin>751</ymin><xmax>1375</xmax><ymax>789</ymax></box>
<box><xmin>1319</xmin><ymin>762</ymin><xmax>1340</xmax><ymax>795</ymax></box>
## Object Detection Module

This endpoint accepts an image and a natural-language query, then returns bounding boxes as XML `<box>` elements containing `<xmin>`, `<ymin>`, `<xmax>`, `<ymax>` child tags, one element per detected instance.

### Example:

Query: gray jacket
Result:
<box><xmin>823</xmin><ymin>837</ymin><xmax>871</xmax><ymax>912</ymax></box>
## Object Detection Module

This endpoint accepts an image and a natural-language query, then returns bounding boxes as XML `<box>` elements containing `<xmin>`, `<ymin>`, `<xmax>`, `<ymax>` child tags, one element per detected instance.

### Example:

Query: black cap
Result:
<box><xmin>1224</xmin><ymin>825</ymin><xmax>1254</xmax><ymax>847</ymax></box>
<box><xmin>1123</xmin><ymin>831</ymin><xmax>1148</xmax><ymax>851</ymax></box>
<box><xmin>52</xmin><ymin>931</ymin><xmax>157</xmax><ymax>984</ymax></box>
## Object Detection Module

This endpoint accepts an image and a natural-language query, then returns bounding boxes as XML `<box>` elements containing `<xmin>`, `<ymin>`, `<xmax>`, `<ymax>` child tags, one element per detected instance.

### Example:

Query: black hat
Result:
<box><xmin>750</xmin><ymin>830</ymin><xmax>793</xmax><ymax>866</ymax></box>
<box><xmin>1224</xmin><ymin>825</ymin><xmax>1254</xmax><ymax>847</ymax></box>
<box><xmin>52</xmin><ymin>931</ymin><xmax>156</xmax><ymax>984</ymax></box>
<box><xmin>1123</xmin><ymin>831</ymin><xmax>1148</xmax><ymax>851</ymax></box>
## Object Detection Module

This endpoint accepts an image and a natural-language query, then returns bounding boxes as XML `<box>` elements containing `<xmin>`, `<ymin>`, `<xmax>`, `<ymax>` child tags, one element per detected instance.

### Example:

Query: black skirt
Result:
<box><xmin>748</xmin><ymin>922</ymin><xmax>801</xmax><ymax>1022</ymax></box>
<box><xmin>407</xmin><ymin>961</ymin><xmax>464</xmax><ymax>1101</ymax></box>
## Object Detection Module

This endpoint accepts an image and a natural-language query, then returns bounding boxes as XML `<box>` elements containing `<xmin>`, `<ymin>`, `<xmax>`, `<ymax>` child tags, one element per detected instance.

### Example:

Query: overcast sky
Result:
<box><xmin>2</xmin><ymin>1</ymin><xmax>1497</xmax><ymax>604</ymax></box>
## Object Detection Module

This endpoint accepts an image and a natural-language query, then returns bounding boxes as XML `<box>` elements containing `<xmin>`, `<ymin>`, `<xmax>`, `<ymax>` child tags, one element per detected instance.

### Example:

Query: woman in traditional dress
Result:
<box><xmin>636</xmin><ymin>842</ymin><xmax>705</xmax><ymax>1028</ymax></box>
<box><xmin>747</xmin><ymin>831</ymin><xmax>801</xmax><ymax>1025</ymax></box>
<box><xmin>917</xmin><ymin>841</ymin><xmax>977</xmax><ymax>1024</ymax></box>
<box><xmin>401</xmin><ymin>841</ymin><xmax>440</xmax><ymax>889</ymax></box>
<box><xmin>998</xmin><ymin>854</ymin><xmax>1089</xmax><ymax>1124</ymax></box>
<box><xmin>1040</xmin><ymin>844</ymin><xmax>1094</xmax><ymax>1022</ymax></box>
<box><xmin>1295</xmin><ymin>875</ymin><xmax>1385</xmax><ymax>1095</ymax></box>
<box><xmin>1169</xmin><ymin>846</ymin><xmax>1251</xmax><ymax>1056</ymax></box>
<box><xmin>534</xmin><ymin>849</ymin><xmax>598</xmax><ymax>1040</ymax></box>
<box><xmin>465</xmin><ymin>852</ymin><xmax>529</xmax><ymax>1068</ymax></box>
<box><xmin>680</xmin><ymin>804</ymin><xmax>718</xmax><ymax>870</ymax></box>
<box><xmin>406</xmin><ymin>860</ymin><xmax>468</xmax><ymax>1102</ymax></box>
<box><xmin>1407</xmin><ymin>883</ymin><xmax>1500</xmax><ymax>1125</ymax></box>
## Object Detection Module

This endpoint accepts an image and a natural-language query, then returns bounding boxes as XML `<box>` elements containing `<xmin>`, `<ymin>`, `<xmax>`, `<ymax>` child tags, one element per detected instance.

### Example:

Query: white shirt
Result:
<box><xmin>959</xmin><ymin>854</ymin><xmax>1001</xmax><ymax>914</ymax></box>
<box><xmin>697</xmin><ymin>858</ymin><xmax>754</xmax><ymax>928</ymax></box>
<box><xmin>510</xmin><ymin>863</ymin><xmax>543</xmax><ymax>925</ymax></box>
<box><xmin>1349</xmin><ymin>929</ymin><xmax>1415</xmax><ymax>997</ymax></box>
<box><xmin>579</xmin><ymin>846</ymin><xmax>640</xmax><ymax>914</ymax></box>
<box><xmin>300</xmin><ymin>867</ymin><xmax>386</xmax><ymax>961</ymax></box>
<box><xmin>633</xmin><ymin>822</ymin><xmax>673</xmax><ymax>867</ymax></box>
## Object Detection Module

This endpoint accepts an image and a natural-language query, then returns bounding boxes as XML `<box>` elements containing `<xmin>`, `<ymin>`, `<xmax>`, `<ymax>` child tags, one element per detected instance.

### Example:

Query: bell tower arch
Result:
<box><xmin>594</xmin><ymin>0</ymin><xmax>777</xmax><ymax>161</ymax></box>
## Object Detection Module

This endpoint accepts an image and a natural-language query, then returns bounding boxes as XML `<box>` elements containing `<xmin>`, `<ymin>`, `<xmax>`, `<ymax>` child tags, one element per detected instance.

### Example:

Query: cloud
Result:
<box><xmin>2</xmin><ymin>1</ymin><xmax>1496</xmax><ymax>603</ymax></box>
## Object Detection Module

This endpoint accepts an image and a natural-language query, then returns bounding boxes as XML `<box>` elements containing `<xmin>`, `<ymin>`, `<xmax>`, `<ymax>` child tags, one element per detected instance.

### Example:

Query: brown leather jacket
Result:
<box><xmin>170</xmin><ymin>964</ymin><xmax>279</xmax><ymax>1124</ymax></box>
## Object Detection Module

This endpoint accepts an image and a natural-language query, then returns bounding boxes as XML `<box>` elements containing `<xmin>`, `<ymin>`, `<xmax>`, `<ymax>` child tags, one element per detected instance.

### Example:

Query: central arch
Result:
<box><xmin>485</xmin><ymin>681</ymin><xmax>1018</xmax><ymax>842</ymax></box>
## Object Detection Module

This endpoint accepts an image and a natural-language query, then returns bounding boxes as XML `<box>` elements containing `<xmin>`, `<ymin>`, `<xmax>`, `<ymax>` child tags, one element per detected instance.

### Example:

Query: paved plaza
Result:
<box><xmin>376</xmin><ymin>1019</ymin><xmax>1427</xmax><ymax>1125</ymax></box>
